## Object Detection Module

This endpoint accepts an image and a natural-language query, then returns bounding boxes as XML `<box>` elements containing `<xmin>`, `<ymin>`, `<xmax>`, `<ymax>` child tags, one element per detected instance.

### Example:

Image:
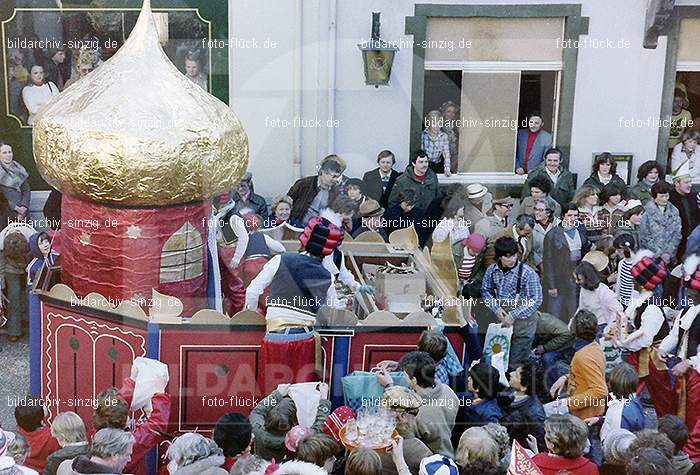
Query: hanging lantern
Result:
<box><xmin>358</xmin><ymin>12</ymin><xmax>398</xmax><ymax>88</ymax></box>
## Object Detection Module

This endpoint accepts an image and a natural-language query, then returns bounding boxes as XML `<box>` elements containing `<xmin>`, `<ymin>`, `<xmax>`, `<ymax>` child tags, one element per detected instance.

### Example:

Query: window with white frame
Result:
<box><xmin>669</xmin><ymin>19</ymin><xmax>700</xmax><ymax>176</ymax></box>
<box><xmin>422</xmin><ymin>17</ymin><xmax>564</xmax><ymax>175</ymax></box>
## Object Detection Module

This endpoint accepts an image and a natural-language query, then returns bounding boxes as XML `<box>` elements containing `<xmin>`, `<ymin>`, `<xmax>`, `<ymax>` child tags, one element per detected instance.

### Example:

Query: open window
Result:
<box><xmin>422</xmin><ymin>16</ymin><xmax>563</xmax><ymax>175</ymax></box>
<box><xmin>669</xmin><ymin>19</ymin><xmax>700</xmax><ymax>175</ymax></box>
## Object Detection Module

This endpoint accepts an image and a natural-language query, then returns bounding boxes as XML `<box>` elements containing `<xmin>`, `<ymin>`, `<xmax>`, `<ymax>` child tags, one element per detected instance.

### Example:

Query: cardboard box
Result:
<box><xmin>375</xmin><ymin>271</ymin><xmax>426</xmax><ymax>296</ymax></box>
<box><xmin>386</xmin><ymin>294</ymin><xmax>424</xmax><ymax>314</ymax></box>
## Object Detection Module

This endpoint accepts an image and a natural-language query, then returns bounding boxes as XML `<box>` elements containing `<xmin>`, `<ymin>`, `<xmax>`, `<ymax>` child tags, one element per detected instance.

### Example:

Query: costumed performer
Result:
<box><xmin>659</xmin><ymin>252</ymin><xmax>700</xmax><ymax>461</ymax></box>
<box><xmin>613</xmin><ymin>250</ymin><xmax>674</xmax><ymax>418</ymax></box>
<box><xmin>245</xmin><ymin>216</ymin><xmax>344</xmax><ymax>395</ymax></box>
<box><xmin>230</xmin><ymin>212</ymin><xmax>286</xmax><ymax>314</ymax></box>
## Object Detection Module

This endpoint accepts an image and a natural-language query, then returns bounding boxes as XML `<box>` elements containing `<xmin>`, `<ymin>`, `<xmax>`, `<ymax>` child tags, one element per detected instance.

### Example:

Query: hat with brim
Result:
<box><xmin>382</xmin><ymin>386</ymin><xmax>422</xmax><ymax>414</ymax></box>
<box><xmin>582</xmin><ymin>250</ymin><xmax>609</xmax><ymax>272</ymax></box>
<box><xmin>672</xmin><ymin>159</ymin><xmax>692</xmax><ymax>182</ymax></box>
<box><xmin>492</xmin><ymin>194</ymin><xmax>514</xmax><ymax>206</ymax></box>
<box><xmin>359</xmin><ymin>199</ymin><xmax>384</xmax><ymax>218</ymax></box>
<box><xmin>466</xmin><ymin>184</ymin><xmax>488</xmax><ymax>200</ymax></box>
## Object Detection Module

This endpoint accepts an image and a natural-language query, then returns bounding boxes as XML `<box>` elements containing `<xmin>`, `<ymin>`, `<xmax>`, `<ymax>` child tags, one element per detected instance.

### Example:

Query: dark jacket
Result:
<box><xmin>542</xmin><ymin>224</ymin><xmax>590</xmax><ymax>292</ymax></box>
<box><xmin>229</xmin><ymin>193</ymin><xmax>268</xmax><ymax>222</ymax></box>
<box><xmin>503</xmin><ymin>395</ymin><xmax>546</xmax><ymax>451</ymax></box>
<box><xmin>71</xmin><ymin>455</ymin><xmax>116</xmax><ymax>475</ymax></box>
<box><xmin>383</xmin><ymin>204</ymin><xmax>425</xmax><ymax>238</ymax></box>
<box><xmin>581</xmin><ymin>173</ymin><xmax>629</xmax><ymax>197</ymax></box>
<box><xmin>463</xmin><ymin>398</ymin><xmax>503</xmax><ymax>426</ymax></box>
<box><xmin>45</xmin><ymin>443</ymin><xmax>90</xmax><ymax>475</ymax></box>
<box><xmin>522</xmin><ymin>165</ymin><xmax>576</xmax><ymax>208</ymax></box>
<box><xmin>287</xmin><ymin>175</ymin><xmax>337</xmax><ymax>222</ymax></box>
<box><xmin>387</xmin><ymin>165</ymin><xmax>441</xmax><ymax>213</ymax></box>
<box><xmin>534</xmin><ymin>312</ymin><xmax>575</xmax><ymax>353</ymax></box>
<box><xmin>43</xmin><ymin>189</ymin><xmax>62</xmax><ymax>230</ymax></box>
<box><xmin>670</xmin><ymin>188</ymin><xmax>700</xmax><ymax>258</ymax></box>
<box><xmin>629</xmin><ymin>180</ymin><xmax>655</xmax><ymax>204</ymax></box>
<box><xmin>362</xmin><ymin>168</ymin><xmax>401</xmax><ymax>208</ymax></box>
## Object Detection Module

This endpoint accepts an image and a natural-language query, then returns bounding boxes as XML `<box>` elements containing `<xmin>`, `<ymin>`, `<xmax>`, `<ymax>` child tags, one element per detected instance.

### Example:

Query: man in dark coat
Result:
<box><xmin>287</xmin><ymin>155</ymin><xmax>343</xmax><ymax>225</ymax></box>
<box><xmin>669</xmin><ymin>171</ymin><xmax>700</xmax><ymax>260</ymax></box>
<box><xmin>362</xmin><ymin>149</ymin><xmax>401</xmax><ymax>208</ymax></box>
<box><xmin>388</xmin><ymin>150</ymin><xmax>441</xmax><ymax>215</ymax></box>
<box><xmin>542</xmin><ymin>203</ymin><xmax>590</xmax><ymax>322</ymax></box>
<box><xmin>522</xmin><ymin>148</ymin><xmax>576</xmax><ymax>208</ymax></box>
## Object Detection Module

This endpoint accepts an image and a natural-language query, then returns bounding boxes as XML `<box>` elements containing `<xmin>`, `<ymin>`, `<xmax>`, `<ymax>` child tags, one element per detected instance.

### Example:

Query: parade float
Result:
<box><xmin>27</xmin><ymin>0</ymin><xmax>469</xmax><ymax>458</ymax></box>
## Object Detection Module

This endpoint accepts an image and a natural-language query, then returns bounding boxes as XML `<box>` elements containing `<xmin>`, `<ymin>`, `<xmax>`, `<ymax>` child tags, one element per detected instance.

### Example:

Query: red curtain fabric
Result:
<box><xmin>60</xmin><ymin>195</ymin><xmax>209</xmax><ymax>316</ymax></box>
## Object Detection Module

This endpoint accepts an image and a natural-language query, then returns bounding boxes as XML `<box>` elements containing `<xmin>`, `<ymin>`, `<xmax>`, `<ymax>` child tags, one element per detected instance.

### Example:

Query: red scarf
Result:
<box><xmin>524</xmin><ymin>130</ymin><xmax>541</xmax><ymax>171</ymax></box>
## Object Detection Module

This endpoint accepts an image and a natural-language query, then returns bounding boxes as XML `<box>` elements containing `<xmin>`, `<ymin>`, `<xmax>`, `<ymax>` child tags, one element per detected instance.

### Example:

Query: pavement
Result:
<box><xmin>0</xmin><ymin>335</ymin><xmax>30</xmax><ymax>432</ymax></box>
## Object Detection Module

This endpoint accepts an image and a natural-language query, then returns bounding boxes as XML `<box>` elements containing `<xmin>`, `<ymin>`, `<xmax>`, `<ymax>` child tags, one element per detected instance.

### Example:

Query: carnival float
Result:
<box><xmin>28</xmin><ymin>0</ymin><xmax>468</xmax><ymax>452</ymax></box>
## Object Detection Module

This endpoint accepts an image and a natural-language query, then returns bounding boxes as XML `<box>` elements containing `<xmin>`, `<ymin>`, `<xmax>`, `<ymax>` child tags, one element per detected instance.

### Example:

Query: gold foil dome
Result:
<box><xmin>32</xmin><ymin>0</ymin><xmax>248</xmax><ymax>206</ymax></box>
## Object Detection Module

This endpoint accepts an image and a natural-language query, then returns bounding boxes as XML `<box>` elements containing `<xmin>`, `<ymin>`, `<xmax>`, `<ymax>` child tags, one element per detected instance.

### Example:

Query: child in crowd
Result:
<box><xmin>212</xmin><ymin>412</ymin><xmax>253</xmax><ymax>471</ymax></box>
<box><xmin>13</xmin><ymin>398</ymin><xmax>60</xmax><ymax>472</ymax></box>
<box><xmin>418</xmin><ymin>330</ymin><xmax>450</xmax><ymax>385</ymax></box>
<box><xmin>657</xmin><ymin>415</ymin><xmax>694</xmax><ymax>475</ymax></box>
<box><xmin>6</xmin><ymin>433</ymin><xmax>37</xmax><ymax>475</ymax></box>
<box><xmin>611</xmin><ymin>233</ymin><xmax>637</xmax><ymax>307</ymax></box>
<box><xmin>26</xmin><ymin>231</ymin><xmax>59</xmax><ymax>288</ymax></box>
<box><xmin>591</xmin><ymin>363</ymin><xmax>645</xmax><ymax>444</ymax></box>
<box><xmin>249</xmin><ymin>384</ymin><xmax>331</xmax><ymax>462</ymax></box>
<box><xmin>294</xmin><ymin>434</ymin><xmax>338</xmax><ymax>472</ymax></box>
<box><xmin>502</xmin><ymin>361</ymin><xmax>546</xmax><ymax>452</ymax></box>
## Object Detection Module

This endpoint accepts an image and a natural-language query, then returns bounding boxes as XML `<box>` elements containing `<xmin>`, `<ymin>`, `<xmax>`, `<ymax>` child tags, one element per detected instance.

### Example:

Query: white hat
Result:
<box><xmin>622</xmin><ymin>199</ymin><xmax>643</xmax><ymax>212</ymax></box>
<box><xmin>672</xmin><ymin>159</ymin><xmax>692</xmax><ymax>182</ymax></box>
<box><xmin>466</xmin><ymin>184</ymin><xmax>488</xmax><ymax>200</ymax></box>
<box><xmin>419</xmin><ymin>455</ymin><xmax>459</xmax><ymax>475</ymax></box>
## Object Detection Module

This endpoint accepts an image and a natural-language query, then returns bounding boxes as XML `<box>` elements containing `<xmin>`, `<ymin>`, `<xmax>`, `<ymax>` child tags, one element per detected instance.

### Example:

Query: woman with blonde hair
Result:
<box><xmin>575</xmin><ymin>185</ymin><xmax>606</xmax><ymax>245</ymax></box>
<box><xmin>45</xmin><ymin>412</ymin><xmax>88</xmax><ymax>475</ymax></box>
<box><xmin>455</xmin><ymin>427</ymin><xmax>499</xmax><ymax>467</ymax></box>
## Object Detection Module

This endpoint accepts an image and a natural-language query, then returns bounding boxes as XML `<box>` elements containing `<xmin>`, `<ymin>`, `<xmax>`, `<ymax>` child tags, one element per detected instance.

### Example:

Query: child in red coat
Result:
<box><xmin>14</xmin><ymin>398</ymin><xmax>61</xmax><ymax>472</ymax></box>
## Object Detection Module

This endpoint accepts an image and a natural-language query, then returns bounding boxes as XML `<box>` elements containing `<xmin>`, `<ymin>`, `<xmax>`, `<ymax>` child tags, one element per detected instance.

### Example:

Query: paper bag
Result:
<box><xmin>130</xmin><ymin>357</ymin><xmax>169</xmax><ymax>414</ymax></box>
<box><xmin>483</xmin><ymin>323</ymin><xmax>513</xmax><ymax>371</ymax></box>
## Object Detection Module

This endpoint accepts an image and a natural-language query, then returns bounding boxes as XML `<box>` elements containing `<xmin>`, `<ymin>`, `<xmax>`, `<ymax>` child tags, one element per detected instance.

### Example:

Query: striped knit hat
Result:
<box><xmin>299</xmin><ymin>216</ymin><xmax>344</xmax><ymax>257</ymax></box>
<box><xmin>631</xmin><ymin>250</ymin><xmax>667</xmax><ymax>291</ymax></box>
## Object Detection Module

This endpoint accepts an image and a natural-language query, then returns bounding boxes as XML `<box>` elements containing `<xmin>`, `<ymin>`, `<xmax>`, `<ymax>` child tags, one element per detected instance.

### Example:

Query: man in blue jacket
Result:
<box><xmin>515</xmin><ymin>111</ymin><xmax>553</xmax><ymax>175</ymax></box>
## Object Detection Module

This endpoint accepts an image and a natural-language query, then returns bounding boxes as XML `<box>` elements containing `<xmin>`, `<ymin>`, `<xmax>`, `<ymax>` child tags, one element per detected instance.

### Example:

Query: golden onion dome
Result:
<box><xmin>32</xmin><ymin>0</ymin><xmax>248</xmax><ymax>206</ymax></box>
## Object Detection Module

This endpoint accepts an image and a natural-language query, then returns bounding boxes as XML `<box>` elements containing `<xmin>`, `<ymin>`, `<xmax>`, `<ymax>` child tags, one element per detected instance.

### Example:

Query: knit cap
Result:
<box><xmin>462</xmin><ymin>233</ymin><xmax>487</xmax><ymax>254</ymax></box>
<box><xmin>418</xmin><ymin>455</ymin><xmax>459</xmax><ymax>475</ymax></box>
<box><xmin>299</xmin><ymin>216</ymin><xmax>344</xmax><ymax>257</ymax></box>
<box><xmin>631</xmin><ymin>250</ymin><xmax>667</xmax><ymax>291</ymax></box>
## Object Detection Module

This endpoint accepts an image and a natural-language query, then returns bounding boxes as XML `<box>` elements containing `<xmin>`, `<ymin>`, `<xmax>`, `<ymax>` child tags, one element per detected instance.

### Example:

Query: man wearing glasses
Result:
<box><xmin>287</xmin><ymin>155</ymin><xmax>344</xmax><ymax>225</ymax></box>
<box><xmin>474</xmin><ymin>193</ymin><xmax>514</xmax><ymax>239</ymax></box>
